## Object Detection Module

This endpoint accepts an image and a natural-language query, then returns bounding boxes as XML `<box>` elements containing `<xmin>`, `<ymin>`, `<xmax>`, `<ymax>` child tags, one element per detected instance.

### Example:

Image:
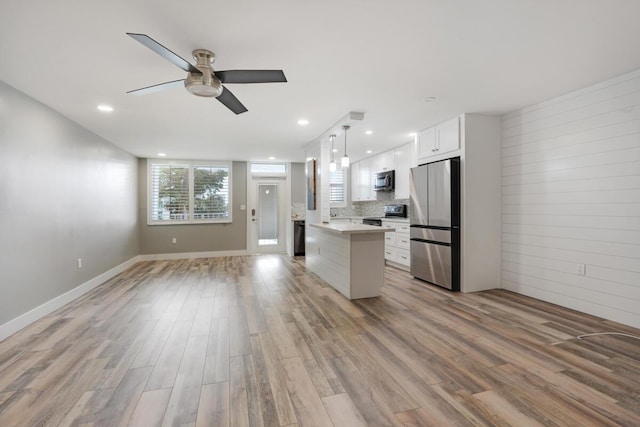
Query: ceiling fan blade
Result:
<box><xmin>127</xmin><ymin>79</ymin><xmax>185</xmax><ymax>96</ymax></box>
<box><xmin>127</xmin><ymin>33</ymin><xmax>200</xmax><ymax>74</ymax></box>
<box><xmin>214</xmin><ymin>70</ymin><xmax>287</xmax><ymax>84</ymax></box>
<box><xmin>216</xmin><ymin>86</ymin><xmax>248</xmax><ymax>114</ymax></box>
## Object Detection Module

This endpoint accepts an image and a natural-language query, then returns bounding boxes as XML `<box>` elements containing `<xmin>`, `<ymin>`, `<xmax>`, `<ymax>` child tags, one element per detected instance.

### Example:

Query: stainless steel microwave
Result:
<box><xmin>374</xmin><ymin>170</ymin><xmax>395</xmax><ymax>191</ymax></box>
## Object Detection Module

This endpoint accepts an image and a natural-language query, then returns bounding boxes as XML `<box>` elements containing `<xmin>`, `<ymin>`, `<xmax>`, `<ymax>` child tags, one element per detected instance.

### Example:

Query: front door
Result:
<box><xmin>249</xmin><ymin>179</ymin><xmax>286</xmax><ymax>253</ymax></box>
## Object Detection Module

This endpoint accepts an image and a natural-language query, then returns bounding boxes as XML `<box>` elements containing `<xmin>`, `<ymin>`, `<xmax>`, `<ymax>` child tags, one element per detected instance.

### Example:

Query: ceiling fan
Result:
<box><xmin>126</xmin><ymin>33</ymin><xmax>287</xmax><ymax>114</ymax></box>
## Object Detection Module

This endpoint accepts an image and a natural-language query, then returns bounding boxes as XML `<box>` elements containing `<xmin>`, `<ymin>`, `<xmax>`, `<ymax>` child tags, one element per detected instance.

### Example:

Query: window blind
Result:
<box><xmin>194</xmin><ymin>165</ymin><xmax>230</xmax><ymax>220</ymax></box>
<box><xmin>148</xmin><ymin>160</ymin><xmax>232</xmax><ymax>224</ymax></box>
<box><xmin>150</xmin><ymin>163</ymin><xmax>190</xmax><ymax>221</ymax></box>
<box><xmin>330</xmin><ymin>168</ymin><xmax>345</xmax><ymax>204</ymax></box>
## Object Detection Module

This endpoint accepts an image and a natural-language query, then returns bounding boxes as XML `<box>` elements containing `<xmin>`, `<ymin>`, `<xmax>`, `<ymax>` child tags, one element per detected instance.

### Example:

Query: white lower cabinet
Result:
<box><xmin>382</xmin><ymin>220</ymin><xmax>410</xmax><ymax>270</ymax></box>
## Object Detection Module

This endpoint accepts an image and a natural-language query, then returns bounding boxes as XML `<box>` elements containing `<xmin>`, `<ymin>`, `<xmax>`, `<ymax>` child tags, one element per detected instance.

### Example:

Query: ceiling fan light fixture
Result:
<box><xmin>127</xmin><ymin>33</ymin><xmax>286</xmax><ymax>113</ymax></box>
<box><xmin>184</xmin><ymin>49</ymin><xmax>223</xmax><ymax>97</ymax></box>
<box><xmin>184</xmin><ymin>78</ymin><xmax>223</xmax><ymax>97</ymax></box>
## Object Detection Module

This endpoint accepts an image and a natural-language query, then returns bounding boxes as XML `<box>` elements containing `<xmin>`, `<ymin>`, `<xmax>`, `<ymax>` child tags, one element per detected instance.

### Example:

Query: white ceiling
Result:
<box><xmin>2</xmin><ymin>0</ymin><xmax>640</xmax><ymax>163</ymax></box>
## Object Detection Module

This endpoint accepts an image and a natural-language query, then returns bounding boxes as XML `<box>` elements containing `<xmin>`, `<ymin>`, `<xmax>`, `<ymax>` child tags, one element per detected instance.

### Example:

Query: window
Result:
<box><xmin>329</xmin><ymin>167</ymin><xmax>346</xmax><ymax>207</ymax></box>
<box><xmin>250</xmin><ymin>163</ymin><xmax>287</xmax><ymax>174</ymax></box>
<box><xmin>148</xmin><ymin>159</ymin><xmax>232</xmax><ymax>224</ymax></box>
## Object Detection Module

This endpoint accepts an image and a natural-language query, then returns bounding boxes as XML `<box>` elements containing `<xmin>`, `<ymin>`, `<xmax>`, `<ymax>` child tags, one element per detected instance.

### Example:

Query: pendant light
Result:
<box><xmin>341</xmin><ymin>125</ymin><xmax>350</xmax><ymax>168</ymax></box>
<box><xmin>329</xmin><ymin>134</ymin><xmax>337</xmax><ymax>172</ymax></box>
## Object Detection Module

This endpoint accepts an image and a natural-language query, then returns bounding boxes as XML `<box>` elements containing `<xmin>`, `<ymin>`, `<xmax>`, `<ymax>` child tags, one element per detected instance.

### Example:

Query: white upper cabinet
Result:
<box><xmin>417</xmin><ymin>126</ymin><xmax>437</xmax><ymax>159</ymax></box>
<box><xmin>350</xmin><ymin>161</ymin><xmax>361</xmax><ymax>201</ymax></box>
<box><xmin>393</xmin><ymin>143</ymin><xmax>413</xmax><ymax>199</ymax></box>
<box><xmin>359</xmin><ymin>158</ymin><xmax>375</xmax><ymax>201</ymax></box>
<box><xmin>351</xmin><ymin>158</ymin><xmax>375</xmax><ymax>202</ymax></box>
<box><xmin>417</xmin><ymin>116</ymin><xmax>460</xmax><ymax>162</ymax></box>
<box><xmin>371</xmin><ymin>150</ymin><xmax>394</xmax><ymax>173</ymax></box>
<box><xmin>351</xmin><ymin>140</ymin><xmax>417</xmax><ymax>201</ymax></box>
<box><xmin>437</xmin><ymin>116</ymin><xmax>460</xmax><ymax>154</ymax></box>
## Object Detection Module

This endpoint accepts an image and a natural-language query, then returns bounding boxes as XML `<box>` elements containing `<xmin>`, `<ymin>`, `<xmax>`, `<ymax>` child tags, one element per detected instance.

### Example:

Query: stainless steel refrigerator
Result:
<box><xmin>409</xmin><ymin>157</ymin><xmax>460</xmax><ymax>291</ymax></box>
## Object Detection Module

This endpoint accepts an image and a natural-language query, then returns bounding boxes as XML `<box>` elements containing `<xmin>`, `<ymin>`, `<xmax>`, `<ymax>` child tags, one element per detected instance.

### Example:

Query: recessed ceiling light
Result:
<box><xmin>297</xmin><ymin>119</ymin><xmax>309</xmax><ymax>126</ymax></box>
<box><xmin>268</xmin><ymin>156</ymin><xmax>276</xmax><ymax>160</ymax></box>
<box><xmin>332</xmin><ymin>148</ymin><xmax>338</xmax><ymax>153</ymax></box>
<box><xmin>365</xmin><ymin>130</ymin><xmax>373</xmax><ymax>135</ymax></box>
<box><xmin>97</xmin><ymin>104</ymin><xmax>113</xmax><ymax>112</ymax></box>
<box><xmin>366</xmin><ymin>150</ymin><xmax>372</xmax><ymax>154</ymax></box>
<box><xmin>424</xmin><ymin>97</ymin><xmax>436</xmax><ymax>103</ymax></box>
<box><xmin>157</xmin><ymin>152</ymin><xmax>167</xmax><ymax>157</ymax></box>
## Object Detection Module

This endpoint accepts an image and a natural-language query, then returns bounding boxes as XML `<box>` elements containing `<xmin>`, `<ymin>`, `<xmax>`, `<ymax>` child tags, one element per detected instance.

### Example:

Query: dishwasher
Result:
<box><xmin>293</xmin><ymin>220</ymin><xmax>305</xmax><ymax>256</ymax></box>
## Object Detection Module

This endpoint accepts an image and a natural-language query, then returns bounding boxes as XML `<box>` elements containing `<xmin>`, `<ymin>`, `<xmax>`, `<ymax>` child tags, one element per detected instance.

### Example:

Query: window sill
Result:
<box><xmin>147</xmin><ymin>219</ymin><xmax>233</xmax><ymax>226</ymax></box>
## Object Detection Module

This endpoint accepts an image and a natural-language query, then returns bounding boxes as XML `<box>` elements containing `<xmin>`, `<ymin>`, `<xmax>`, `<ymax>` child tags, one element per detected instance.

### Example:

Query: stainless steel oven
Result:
<box><xmin>362</xmin><ymin>218</ymin><xmax>382</xmax><ymax>226</ymax></box>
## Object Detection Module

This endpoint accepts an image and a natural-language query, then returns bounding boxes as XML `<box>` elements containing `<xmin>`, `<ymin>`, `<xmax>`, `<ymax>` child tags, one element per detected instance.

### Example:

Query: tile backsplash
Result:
<box><xmin>291</xmin><ymin>202</ymin><xmax>305</xmax><ymax>219</ymax></box>
<box><xmin>331</xmin><ymin>199</ymin><xmax>409</xmax><ymax>218</ymax></box>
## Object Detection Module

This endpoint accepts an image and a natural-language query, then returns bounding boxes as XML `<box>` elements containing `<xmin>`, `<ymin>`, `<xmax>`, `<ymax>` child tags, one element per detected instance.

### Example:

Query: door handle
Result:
<box><xmin>251</xmin><ymin>208</ymin><xmax>256</xmax><ymax>216</ymax></box>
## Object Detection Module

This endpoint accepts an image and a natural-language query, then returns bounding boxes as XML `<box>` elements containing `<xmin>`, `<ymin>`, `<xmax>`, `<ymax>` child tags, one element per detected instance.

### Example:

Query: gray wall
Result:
<box><xmin>138</xmin><ymin>159</ymin><xmax>247</xmax><ymax>253</ymax></box>
<box><xmin>291</xmin><ymin>162</ymin><xmax>306</xmax><ymax>203</ymax></box>
<box><xmin>0</xmin><ymin>81</ymin><xmax>139</xmax><ymax>326</ymax></box>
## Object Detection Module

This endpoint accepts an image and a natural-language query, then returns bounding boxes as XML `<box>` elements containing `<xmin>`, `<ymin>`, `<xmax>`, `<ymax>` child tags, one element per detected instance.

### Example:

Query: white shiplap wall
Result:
<box><xmin>501</xmin><ymin>69</ymin><xmax>640</xmax><ymax>329</ymax></box>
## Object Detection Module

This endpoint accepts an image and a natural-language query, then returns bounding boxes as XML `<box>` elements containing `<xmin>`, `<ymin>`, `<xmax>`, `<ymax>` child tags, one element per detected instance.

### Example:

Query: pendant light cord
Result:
<box><xmin>329</xmin><ymin>134</ymin><xmax>335</xmax><ymax>163</ymax></box>
<box><xmin>343</xmin><ymin>125</ymin><xmax>349</xmax><ymax>155</ymax></box>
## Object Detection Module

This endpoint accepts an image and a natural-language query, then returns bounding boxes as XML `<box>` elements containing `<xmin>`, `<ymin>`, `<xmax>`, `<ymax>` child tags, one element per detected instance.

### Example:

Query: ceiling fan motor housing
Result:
<box><xmin>184</xmin><ymin>49</ymin><xmax>223</xmax><ymax>97</ymax></box>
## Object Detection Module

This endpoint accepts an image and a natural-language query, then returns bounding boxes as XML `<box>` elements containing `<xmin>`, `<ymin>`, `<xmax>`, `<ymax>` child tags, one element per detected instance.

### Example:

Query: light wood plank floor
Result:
<box><xmin>1</xmin><ymin>254</ymin><xmax>639</xmax><ymax>426</ymax></box>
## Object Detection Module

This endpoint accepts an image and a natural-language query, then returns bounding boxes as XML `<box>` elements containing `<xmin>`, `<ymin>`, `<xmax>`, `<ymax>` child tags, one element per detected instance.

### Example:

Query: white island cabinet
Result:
<box><xmin>307</xmin><ymin>223</ymin><xmax>394</xmax><ymax>299</ymax></box>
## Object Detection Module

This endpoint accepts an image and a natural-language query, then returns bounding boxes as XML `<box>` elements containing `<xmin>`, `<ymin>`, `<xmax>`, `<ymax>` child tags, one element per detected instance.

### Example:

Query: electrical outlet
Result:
<box><xmin>576</xmin><ymin>263</ymin><xmax>586</xmax><ymax>275</ymax></box>
<box><xmin>77</xmin><ymin>258</ymin><xmax>82</xmax><ymax>269</ymax></box>
<box><xmin>172</xmin><ymin>237</ymin><xmax>177</xmax><ymax>244</ymax></box>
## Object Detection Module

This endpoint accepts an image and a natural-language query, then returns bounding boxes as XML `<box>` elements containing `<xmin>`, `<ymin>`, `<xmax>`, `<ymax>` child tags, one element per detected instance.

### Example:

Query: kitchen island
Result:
<box><xmin>306</xmin><ymin>222</ymin><xmax>394</xmax><ymax>299</ymax></box>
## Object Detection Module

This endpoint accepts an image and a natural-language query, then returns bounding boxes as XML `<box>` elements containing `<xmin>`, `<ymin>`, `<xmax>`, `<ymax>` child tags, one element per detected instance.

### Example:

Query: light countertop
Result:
<box><xmin>310</xmin><ymin>222</ymin><xmax>395</xmax><ymax>234</ymax></box>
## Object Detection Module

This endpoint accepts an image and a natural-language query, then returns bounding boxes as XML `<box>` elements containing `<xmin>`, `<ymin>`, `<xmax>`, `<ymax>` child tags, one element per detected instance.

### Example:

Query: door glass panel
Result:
<box><xmin>258</xmin><ymin>184</ymin><xmax>279</xmax><ymax>246</ymax></box>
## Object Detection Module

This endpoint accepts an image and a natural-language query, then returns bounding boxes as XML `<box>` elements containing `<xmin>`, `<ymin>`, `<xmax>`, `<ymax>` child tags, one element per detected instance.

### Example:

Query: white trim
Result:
<box><xmin>0</xmin><ymin>256</ymin><xmax>141</xmax><ymax>342</ymax></box>
<box><xmin>247</xmin><ymin>177</ymin><xmax>288</xmax><ymax>254</ymax></box>
<box><xmin>147</xmin><ymin>159</ymin><xmax>233</xmax><ymax>225</ymax></box>
<box><xmin>138</xmin><ymin>249</ymin><xmax>248</xmax><ymax>261</ymax></box>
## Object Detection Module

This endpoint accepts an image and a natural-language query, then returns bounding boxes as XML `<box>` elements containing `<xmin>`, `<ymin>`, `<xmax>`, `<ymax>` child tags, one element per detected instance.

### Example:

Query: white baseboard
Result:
<box><xmin>0</xmin><ymin>256</ymin><xmax>141</xmax><ymax>342</ymax></box>
<box><xmin>138</xmin><ymin>249</ymin><xmax>248</xmax><ymax>261</ymax></box>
